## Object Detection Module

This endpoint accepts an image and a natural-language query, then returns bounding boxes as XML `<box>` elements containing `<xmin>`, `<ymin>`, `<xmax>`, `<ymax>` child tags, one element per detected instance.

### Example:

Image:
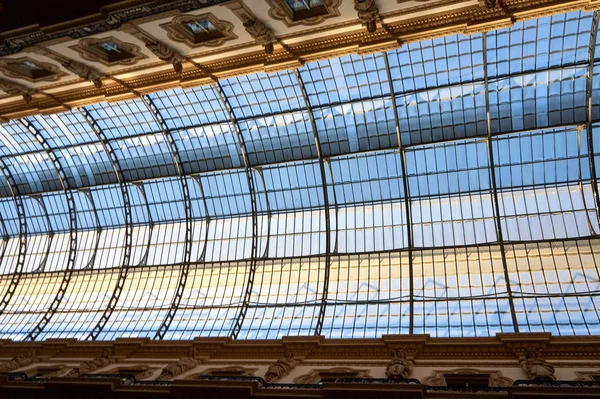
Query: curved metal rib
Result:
<box><xmin>213</xmin><ymin>82</ymin><xmax>259</xmax><ymax>339</ymax></box>
<box><xmin>79</xmin><ymin>107</ymin><xmax>133</xmax><ymax>341</ymax></box>
<box><xmin>0</xmin><ymin>159</ymin><xmax>27</xmax><ymax>316</ymax></box>
<box><xmin>78</xmin><ymin>188</ymin><xmax>102</xmax><ymax>270</ymax></box>
<box><xmin>586</xmin><ymin>12</ymin><xmax>600</xmax><ymax>229</ymax></box>
<box><xmin>190</xmin><ymin>175</ymin><xmax>210</xmax><ymax>263</ymax></box>
<box><xmin>481</xmin><ymin>32</ymin><xmax>519</xmax><ymax>332</ymax></box>
<box><xmin>142</xmin><ymin>95</ymin><xmax>193</xmax><ymax>340</ymax></box>
<box><xmin>20</xmin><ymin>117</ymin><xmax>78</xmax><ymax>341</ymax></box>
<box><xmin>383</xmin><ymin>53</ymin><xmax>415</xmax><ymax>333</ymax></box>
<box><xmin>28</xmin><ymin>195</ymin><xmax>53</xmax><ymax>273</ymax></box>
<box><xmin>294</xmin><ymin>69</ymin><xmax>332</xmax><ymax>335</ymax></box>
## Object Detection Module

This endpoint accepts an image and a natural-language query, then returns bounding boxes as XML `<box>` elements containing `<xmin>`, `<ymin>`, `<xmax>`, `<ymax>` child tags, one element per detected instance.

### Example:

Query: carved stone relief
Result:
<box><xmin>264</xmin><ymin>349</ymin><xmax>298</xmax><ymax>383</ymax></box>
<box><xmin>354</xmin><ymin>0</ymin><xmax>380</xmax><ymax>33</ymax></box>
<box><xmin>0</xmin><ymin>349</ymin><xmax>38</xmax><ymax>372</ymax></box>
<box><xmin>64</xmin><ymin>348</ymin><xmax>115</xmax><ymax>377</ymax></box>
<box><xmin>519</xmin><ymin>349</ymin><xmax>555</xmax><ymax>381</ymax></box>
<box><xmin>385</xmin><ymin>348</ymin><xmax>413</xmax><ymax>379</ymax></box>
<box><xmin>157</xmin><ymin>347</ymin><xmax>200</xmax><ymax>380</ymax></box>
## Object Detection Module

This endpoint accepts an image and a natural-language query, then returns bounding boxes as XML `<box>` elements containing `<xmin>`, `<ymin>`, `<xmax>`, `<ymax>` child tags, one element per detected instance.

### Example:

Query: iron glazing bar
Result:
<box><xmin>294</xmin><ymin>69</ymin><xmax>332</xmax><ymax>336</ymax></box>
<box><xmin>253</xmin><ymin>167</ymin><xmax>271</xmax><ymax>258</ymax></box>
<box><xmin>383</xmin><ymin>52</ymin><xmax>414</xmax><ymax>334</ymax></box>
<box><xmin>78</xmin><ymin>188</ymin><xmax>102</xmax><ymax>269</ymax></box>
<box><xmin>213</xmin><ymin>82</ymin><xmax>259</xmax><ymax>339</ymax></box>
<box><xmin>28</xmin><ymin>195</ymin><xmax>53</xmax><ymax>273</ymax></box>
<box><xmin>586</xmin><ymin>12</ymin><xmax>600</xmax><ymax>228</ymax></box>
<box><xmin>0</xmin><ymin>158</ymin><xmax>26</xmax><ymax>316</ymax></box>
<box><xmin>142</xmin><ymin>95</ymin><xmax>194</xmax><ymax>340</ymax></box>
<box><xmin>131</xmin><ymin>182</ymin><xmax>153</xmax><ymax>267</ymax></box>
<box><xmin>190</xmin><ymin>176</ymin><xmax>210</xmax><ymax>263</ymax></box>
<box><xmin>79</xmin><ymin>107</ymin><xmax>134</xmax><ymax>341</ymax></box>
<box><xmin>20</xmin><ymin>117</ymin><xmax>78</xmax><ymax>341</ymax></box>
<box><xmin>482</xmin><ymin>32</ymin><xmax>520</xmax><ymax>332</ymax></box>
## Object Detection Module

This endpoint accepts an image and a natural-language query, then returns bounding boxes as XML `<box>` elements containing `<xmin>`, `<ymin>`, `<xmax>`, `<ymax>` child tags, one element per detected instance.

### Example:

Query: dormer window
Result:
<box><xmin>71</xmin><ymin>37</ymin><xmax>147</xmax><ymax>66</ymax></box>
<box><xmin>161</xmin><ymin>14</ymin><xmax>236</xmax><ymax>48</ymax></box>
<box><xmin>0</xmin><ymin>57</ymin><xmax>65</xmax><ymax>82</ymax></box>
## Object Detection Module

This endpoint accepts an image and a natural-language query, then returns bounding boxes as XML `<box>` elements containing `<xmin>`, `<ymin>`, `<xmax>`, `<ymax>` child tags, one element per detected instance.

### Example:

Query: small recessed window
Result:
<box><xmin>161</xmin><ymin>14</ymin><xmax>236</xmax><ymax>48</ymax></box>
<box><xmin>92</xmin><ymin>42</ymin><xmax>136</xmax><ymax>63</ymax></box>
<box><xmin>0</xmin><ymin>58</ymin><xmax>65</xmax><ymax>82</ymax></box>
<box><xmin>182</xmin><ymin>20</ymin><xmax>224</xmax><ymax>43</ymax></box>
<box><xmin>286</xmin><ymin>0</ymin><xmax>328</xmax><ymax>20</ymax></box>
<box><xmin>70</xmin><ymin>37</ymin><xmax>147</xmax><ymax>66</ymax></box>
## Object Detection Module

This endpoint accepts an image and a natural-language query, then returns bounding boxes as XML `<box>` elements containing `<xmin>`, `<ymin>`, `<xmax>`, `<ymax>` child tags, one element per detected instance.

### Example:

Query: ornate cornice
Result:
<box><xmin>1</xmin><ymin>334</ymin><xmax>600</xmax><ymax>364</ymax></box>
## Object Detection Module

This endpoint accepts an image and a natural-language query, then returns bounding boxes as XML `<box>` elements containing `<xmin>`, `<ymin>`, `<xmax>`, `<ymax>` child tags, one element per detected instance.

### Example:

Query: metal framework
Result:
<box><xmin>0</xmin><ymin>10</ymin><xmax>597</xmax><ymax>340</ymax></box>
<box><xmin>80</xmin><ymin>107</ymin><xmax>134</xmax><ymax>341</ymax></box>
<box><xmin>20</xmin><ymin>117</ymin><xmax>78</xmax><ymax>341</ymax></box>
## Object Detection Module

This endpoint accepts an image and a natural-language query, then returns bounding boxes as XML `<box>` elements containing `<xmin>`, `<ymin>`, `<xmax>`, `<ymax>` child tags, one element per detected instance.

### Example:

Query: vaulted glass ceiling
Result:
<box><xmin>0</xmin><ymin>11</ymin><xmax>598</xmax><ymax>341</ymax></box>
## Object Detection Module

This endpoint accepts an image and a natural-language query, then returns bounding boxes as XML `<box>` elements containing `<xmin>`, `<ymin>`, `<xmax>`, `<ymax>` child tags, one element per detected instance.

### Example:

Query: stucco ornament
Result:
<box><xmin>385</xmin><ymin>348</ymin><xmax>413</xmax><ymax>379</ymax></box>
<box><xmin>264</xmin><ymin>349</ymin><xmax>298</xmax><ymax>383</ymax></box>
<box><xmin>0</xmin><ymin>349</ymin><xmax>37</xmax><ymax>372</ymax></box>
<box><xmin>157</xmin><ymin>347</ymin><xmax>199</xmax><ymax>380</ymax></box>
<box><xmin>520</xmin><ymin>349</ymin><xmax>555</xmax><ymax>381</ymax></box>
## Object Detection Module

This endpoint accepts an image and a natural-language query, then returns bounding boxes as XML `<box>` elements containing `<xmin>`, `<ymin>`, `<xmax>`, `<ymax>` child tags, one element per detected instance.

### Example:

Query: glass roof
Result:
<box><xmin>0</xmin><ymin>10</ymin><xmax>599</xmax><ymax>341</ymax></box>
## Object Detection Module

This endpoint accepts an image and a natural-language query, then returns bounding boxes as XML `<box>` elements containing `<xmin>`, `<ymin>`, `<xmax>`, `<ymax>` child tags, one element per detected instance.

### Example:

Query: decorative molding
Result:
<box><xmin>64</xmin><ymin>348</ymin><xmax>115</xmax><ymax>377</ymax></box>
<box><xmin>293</xmin><ymin>367</ymin><xmax>372</xmax><ymax>384</ymax></box>
<box><xmin>160</xmin><ymin>13</ymin><xmax>237</xmax><ymax>49</ymax></box>
<box><xmin>422</xmin><ymin>368</ymin><xmax>514</xmax><ymax>387</ymax></box>
<box><xmin>104</xmin><ymin>364</ymin><xmax>159</xmax><ymax>380</ymax></box>
<box><xmin>157</xmin><ymin>347</ymin><xmax>200</xmax><ymax>380</ymax></box>
<box><xmin>0</xmin><ymin>0</ymin><xmax>228</xmax><ymax>57</ymax></box>
<box><xmin>265</xmin><ymin>0</ymin><xmax>342</xmax><ymax>27</ymax></box>
<box><xmin>0</xmin><ymin>349</ymin><xmax>38</xmax><ymax>372</ymax></box>
<box><xmin>120</xmin><ymin>23</ymin><xmax>185</xmax><ymax>73</ymax></box>
<box><xmin>354</xmin><ymin>0</ymin><xmax>380</xmax><ymax>33</ymax></box>
<box><xmin>70</xmin><ymin>37</ymin><xmax>148</xmax><ymax>66</ymax></box>
<box><xmin>575</xmin><ymin>369</ymin><xmax>600</xmax><ymax>381</ymax></box>
<box><xmin>0</xmin><ymin>57</ymin><xmax>66</xmax><ymax>82</ymax></box>
<box><xmin>187</xmin><ymin>365</ymin><xmax>257</xmax><ymax>379</ymax></box>
<box><xmin>225</xmin><ymin>0</ymin><xmax>277</xmax><ymax>54</ymax></box>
